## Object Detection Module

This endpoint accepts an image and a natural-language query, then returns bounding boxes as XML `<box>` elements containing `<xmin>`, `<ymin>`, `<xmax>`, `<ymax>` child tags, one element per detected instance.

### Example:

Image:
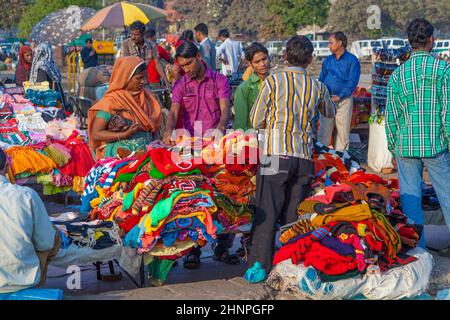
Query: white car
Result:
<box><xmin>312</xmin><ymin>40</ymin><xmax>331</xmax><ymax>60</ymax></box>
<box><xmin>379</xmin><ymin>38</ymin><xmax>407</xmax><ymax>49</ymax></box>
<box><xmin>433</xmin><ymin>39</ymin><xmax>450</xmax><ymax>59</ymax></box>
<box><xmin>266</xmin><ymin>41</ymin><xmax>285</xmax><ymax>60</ymax></box>
<box><xmin>351</xmin><ymin>40</ymin><xmax>383</xmax><ymax>59</ymax></box>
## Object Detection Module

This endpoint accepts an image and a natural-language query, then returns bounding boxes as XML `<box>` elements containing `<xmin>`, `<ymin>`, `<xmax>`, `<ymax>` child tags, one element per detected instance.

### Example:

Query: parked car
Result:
<box><xmin>312</xmin><ymin>40</ymin><xmax>331</xmax><ymax>60</ymax></box>
<box><xmin>351</xmin><ymin>40</ymin><xmax>383</xmax><ymax>59</ymax></box>
<box><xmin>432</xmin><ymin>39</ymin><xmax>450</xmax><ymax>59</ymax></box>
<box><xmin>266</xmin><ymin>40</ymin><xmax>285</xmax><ymax>60</ymax></box>
<box><xmin>379</xmin><ymin>38</ymin><xmax>407</xmax><ymax>49</ymax></box>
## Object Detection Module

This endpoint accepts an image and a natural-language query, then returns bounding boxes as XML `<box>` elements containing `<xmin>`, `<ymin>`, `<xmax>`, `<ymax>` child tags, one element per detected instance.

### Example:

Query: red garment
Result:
<box><xmin>147</xmin><ymin>45</ymin><xmax>171</xmax><ymax>83</ymax></box>
<box><xmin>348</xmin><ymin>171</ymin><xmax>388</xmax><ymax>186</ymax></box>
<box><xmin>149</xmin><ymin>148</ymin><xmax>202</xmax><ymax>177</ymax></box>
<box><xmin>306</xmin><ymin>183</ymin><xmax>353</xmax><ymax>204</ymax></box>
<box><xmin>59</xmin><ymin>132</ymin><xmax>95</xmax><ymax>177</ymax></box>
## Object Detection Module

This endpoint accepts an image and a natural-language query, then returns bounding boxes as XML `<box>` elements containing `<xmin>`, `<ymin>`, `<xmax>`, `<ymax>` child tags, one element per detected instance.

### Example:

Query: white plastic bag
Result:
<box><xmin>367</xmin><ymin>120</ymin><xmax>394</xmax><ymax>173</ymax></box>
<box><xmin>266</xmin><ymin>248</ymin><xmax>434</xmax><ymax>300</ymax></box>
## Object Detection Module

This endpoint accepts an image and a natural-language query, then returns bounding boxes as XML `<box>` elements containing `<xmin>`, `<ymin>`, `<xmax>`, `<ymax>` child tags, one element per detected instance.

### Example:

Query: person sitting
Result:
<box><xmin>15</xmin><ymin>45</ymin><xmax>33</xmax><ymax>87</ymax></box>
<box><xmin>88</xmin><ymin>56</ymin><xmax>162</xmax><ymax>159</ymax></box>
<box><xmin>0</xmin><ymin>148</ymin><xmax>61</xmax><ymax>294</ymax></box>
<box><xmin>29</xmin><ymin>42</ymin><xmax>67</xmax><ymax>109</ymax></box>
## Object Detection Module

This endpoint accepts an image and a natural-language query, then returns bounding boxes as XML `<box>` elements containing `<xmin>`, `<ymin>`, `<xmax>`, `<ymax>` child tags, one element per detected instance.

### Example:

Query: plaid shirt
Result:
<box><xmin>385</xmin><ymin>51</ymin><xmax>450</xmax><ymax>158</ymax></box>
<box><xmin>120</xmin><ymin>38</ymin><xmax>159</xmax><ymax>65</ymax></box>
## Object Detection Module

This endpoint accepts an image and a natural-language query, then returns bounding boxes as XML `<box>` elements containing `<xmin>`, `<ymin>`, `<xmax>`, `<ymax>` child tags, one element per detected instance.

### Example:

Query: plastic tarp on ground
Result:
<box><xmin>266</xmin><ymin>247</ymin><xmax>434</xmax><ymax>300</ymax></box>
<box><xmin>367</xmin><ymin>120</ymin><xmax>394</xmax><ymax>173</ymax></box>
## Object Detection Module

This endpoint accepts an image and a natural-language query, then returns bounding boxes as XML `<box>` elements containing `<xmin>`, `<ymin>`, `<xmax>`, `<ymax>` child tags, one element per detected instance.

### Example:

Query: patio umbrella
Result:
<box><xmin>30</xmin><ymin>5</ymin><xmax>97</xmax><ymax>46</ymax></box>
<box><xmin>81</xmin><ymin>1</ymin><xmax>168</xmax><ymax>31</ymax></box>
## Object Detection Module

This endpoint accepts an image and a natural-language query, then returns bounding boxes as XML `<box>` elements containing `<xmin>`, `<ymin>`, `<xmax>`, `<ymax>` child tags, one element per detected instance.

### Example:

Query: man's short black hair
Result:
<box><xmin>181</xmin><ymin>30</ymin><xmax>194</xmax><ymax>42</ymax></box>
<box><xmin>331</xmin><ymin>32</ymin><xmax>347</xmax><ymax>48</ymax></box>
<box><xmin>194</xmin><ymin>23</ymin><xmax>208</xmax><ymax>36</ymax></box>
<box><xmin>176</xmin><ymin>40</ymin><xmax>200</xmax><ymax>59</ymax></box>
<box><xmin>85</xmin><ymin>38</ymin><xmax>93</xmax><ymax>44</ymax></box>
<box><xmin>285</xmin><ymin>36</ymin><xmax>314</xmax><ymax>66</ymax></box>
<box><xmin>407</xmin><ymin>18</ymin><xmax>434</xmax><ymax>49</ymax></box>
<box><xmin>0</xmin><ymin>148</ymin><xmax>6</xmax><ymax>171</ymax></box>
<box><xmin>129</xmin><ymin>20</ymin><xmax>146</xmax><ymax>34</ymax></box>
<box><xmin>245</xmin><ymin>42</ymin><xmax>269</xmax><ymax>62</ymax></box>
<box><xmin>145</xmin><ymin>27</ymin><xmax>157</xmax><ymax>39</ymax></box>
<box><xmin>219</xmin><ymin>29</ymin><xmax>230</xmax><ymax>38</ymax></box>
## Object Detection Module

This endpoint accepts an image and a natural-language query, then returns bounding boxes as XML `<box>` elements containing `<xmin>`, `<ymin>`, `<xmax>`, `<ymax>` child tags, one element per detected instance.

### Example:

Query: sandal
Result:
<box><xmin>213</xmin><ymin>251</ymin><xmax>241</xmax><ymax>265</ymax></box>
<box><xmin>183</xmin><ymin>252</ymin><xmax>201</xmax><ymax>269</ymax></box>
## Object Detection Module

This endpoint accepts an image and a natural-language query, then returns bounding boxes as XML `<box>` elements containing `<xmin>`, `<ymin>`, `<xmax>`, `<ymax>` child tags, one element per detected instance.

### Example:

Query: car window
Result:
<box><xmin>444</xmin><ymin>42</ymin><xmax>449</xmax><ymax>47</ymax></box>
<box><xmin>319</xmin><ymin>42</ymin><xmax>328</xmax><ymax>48</ymax></box>
<box><xmin>393</xmin><ymin>40</ymin><xmax>404</xmax><ymax>46</ymax></box>
<box><xmin>371</xmin><ymin>41</ymin><xmax>382</xmax><ymax>47</ymax></box>
<box><xmin>361</xmin><ymin>42</ymin><xmax>368</xmax><ymax>48</ymax></box>
<box><xmin>437</xmin><ymin>42</ymin><xmax>443</xmax><ymax>48</ymax></box>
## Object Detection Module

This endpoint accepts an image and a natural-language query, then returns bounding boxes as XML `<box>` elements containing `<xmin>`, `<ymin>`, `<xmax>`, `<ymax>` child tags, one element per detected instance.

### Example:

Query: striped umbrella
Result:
<box><xmin>81</xmin><ymin>1</ymin><xmax>168</xmax><ymax>31</ymax></box>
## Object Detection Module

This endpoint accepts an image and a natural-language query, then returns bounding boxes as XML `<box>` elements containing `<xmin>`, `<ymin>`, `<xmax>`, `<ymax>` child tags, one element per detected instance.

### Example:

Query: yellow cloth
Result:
<box><xmin>5</xmin><ymin>146</ymin><xmax>56</xmax><ymax>176</ymax></box>
<box><xmin>242</xmin><ymin>66</ymin><xmax>253</xmax><ymax>81</ymax></box>
<box><xmin>311</xmin><ymin>203</ymin><xmax>373</xmax><ymax>227</ymax></box>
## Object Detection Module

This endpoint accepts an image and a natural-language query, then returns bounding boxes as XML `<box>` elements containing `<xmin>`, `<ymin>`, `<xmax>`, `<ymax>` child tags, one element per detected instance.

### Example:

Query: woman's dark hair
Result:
<box><xmin>331</xmin><ymin>32</ymin><xmax>347</xmax><ymax>48</ymax></box>
<box><xmin>145</xmin><ymin>28</ymin><xmax>157</xmax><ymax>39</ymax></box>
<box><xmin>176</xmin><ymin>41</ymin><xmax>199</xmax><ymax>59</ymax></box>
<box><xmin>194</xmin><ymin>23</ymin><xmax>208</xmax><ymax>36</ymax></box>
<box><xmin>133</xmin><ymin>62</ymin><xmax>147</xmax><ymax>76</ymax></box>
<box><xmin>285</xmin><ymin>36</ymin><xmax>314</xmax><ymax>66</ymax></box>
<box><xmin>180</xmin><ymin>30</ymin><xmax>194</xmax><ymax>42</ymax></box>
<box><xmin>407</xmin><ymin>18</ymin><xmax>434</xmax><ymax>49</ymax></box>
<box><xmin>219</xmin><ymin>29</ymin><xmax>230</xmax><ymax>38</ymax></box>
<box><xmin>245</xmin><ymin>42</ymin><xmax>269</xmax><ymax>62</ymax></box>
<box><xmin>0</xmin><ymin>148</ymin><xmax>6</xmax><ymax>171</ymax></box>
<box><xmin>129</xmin><ymin>20</ymin><xmax>146</xmax><ymax>34</ymax></box>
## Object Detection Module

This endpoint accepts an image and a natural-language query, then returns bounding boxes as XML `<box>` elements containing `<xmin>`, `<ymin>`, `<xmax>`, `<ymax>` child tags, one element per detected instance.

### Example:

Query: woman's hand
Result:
<box><xmin>162</xmin><ymin>131</ymin><xmax>175</xmax><ymax>146</ymax></box>
<box><xmin>120</xmin><ymin>123</ymin><xmax>140</xmax><ymax>139</ymax></box>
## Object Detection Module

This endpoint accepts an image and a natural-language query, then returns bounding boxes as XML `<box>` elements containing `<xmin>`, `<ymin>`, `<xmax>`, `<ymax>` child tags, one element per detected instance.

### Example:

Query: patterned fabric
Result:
<box><xmin>385</xmin><ymin>51</ymin><xmax>450</xmax><ymax>157</ymax></box>
<box><xmin>250</xmin><ymin>67</ymin><xmax>336</xmax><ymax>158</ymax></box>
<box><xmin>29</xmin><ymin>42</ymin><xmax>62</xmax><ymax>83</ymax></box>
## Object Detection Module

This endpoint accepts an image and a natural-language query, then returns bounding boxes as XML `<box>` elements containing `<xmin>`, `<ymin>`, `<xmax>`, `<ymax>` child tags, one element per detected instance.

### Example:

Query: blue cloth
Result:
<box><xmin>244</xmin><ymin>262</ymin><xmax>267</xmax><ymax>283</ymax></box>
<box><xmin>0</xmin><ymin>288</ymin><xmax>63</xmax><ymax>300</ymax></box>
<box><xmin>80</xmin><ymin>47</ymin><xmax>98</xmax><ymax>69</ymax></box>
<box><xmin>397</xmin><ymin>150</ymin><xmax>450</xmax><ymax>248</ymax></box>
<box><xmin>319</xmin><ymin>235</ymin><xmax>356</xmax><ymax>257</ymax></box>
<box><xmin>319</xmin><ymin>50</ymin><xmax>361</xmax><ymax>99</ymax></box>
<box><xmin>160</xmin><ymin>217</ymin><xmax>215</xmax><ymax>247</ymax></box>
<box><xmin>124</xmin><ymin>224</ymin><xmax>141</xmax><ymax>248</ymax></box>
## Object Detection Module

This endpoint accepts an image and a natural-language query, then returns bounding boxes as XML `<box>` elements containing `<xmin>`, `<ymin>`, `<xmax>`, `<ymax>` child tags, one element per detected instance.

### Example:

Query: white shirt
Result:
<box><xmin>217</xmin><ymin>38</ymin><xmax>244</xmax><ymax>77</ymax></box>
<box><xmin>0</xmin><ymin>175</ymin><xmax>56</xmax><ymax>293</ymax></box>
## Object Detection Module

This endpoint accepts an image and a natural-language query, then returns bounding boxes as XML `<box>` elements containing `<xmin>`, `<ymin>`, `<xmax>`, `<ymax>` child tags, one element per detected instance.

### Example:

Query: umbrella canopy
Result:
<box><xmin>30</xmin><ymin>6</ymin><xmax>96</xmax><ymax>46</ymax></box>
<box><xmin>81</xmin><ymin>1</ymin><xmax>168</xmax><ymax>31</ymax></box>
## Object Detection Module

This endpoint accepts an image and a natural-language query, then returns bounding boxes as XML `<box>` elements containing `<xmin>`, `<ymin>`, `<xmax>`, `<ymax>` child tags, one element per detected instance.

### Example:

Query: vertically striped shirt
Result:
<box><xmin>250</xmin><ymin>67</ymin><xmax>336</xmax><ymax>159</ymax></box>
<box><xmin>385</xmin><ymin>51</ymin><xmax>450</xmax><ymax>158</ymax></box>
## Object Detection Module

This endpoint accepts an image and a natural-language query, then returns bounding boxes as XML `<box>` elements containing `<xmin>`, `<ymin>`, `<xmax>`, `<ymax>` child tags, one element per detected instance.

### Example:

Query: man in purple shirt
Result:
<box><xmin>163</xmin><ymin>41</ymin><xmax>240</xmax><ymax>269</ymax></box>
<box><xmin>163</xmin><ymin>41</ymin><xmax>231</xmax><ymax>143</ymax></box>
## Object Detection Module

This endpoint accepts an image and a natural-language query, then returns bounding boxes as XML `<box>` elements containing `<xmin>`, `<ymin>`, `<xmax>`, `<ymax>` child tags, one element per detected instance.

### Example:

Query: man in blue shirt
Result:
<box><xmin>318</xmin><ymin>32</ymin><xmax>360</xmax><ymax>151</ymax></box>
<box><xmin>80</xmin><ymin>38</ymin><xmax>98</xmax><ymax>69</ymax></box>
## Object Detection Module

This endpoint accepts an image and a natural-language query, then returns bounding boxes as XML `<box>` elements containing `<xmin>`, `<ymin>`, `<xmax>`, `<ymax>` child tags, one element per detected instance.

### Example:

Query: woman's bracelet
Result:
<box><xmin>117</xmin><ymin>134</ymin><xmax>121</xmax><ymax>142</ymax></box>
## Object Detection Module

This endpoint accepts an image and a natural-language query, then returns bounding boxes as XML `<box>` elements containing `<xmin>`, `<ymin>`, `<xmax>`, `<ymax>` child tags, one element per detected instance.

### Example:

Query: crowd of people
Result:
<box><xmin>0</xmin><ymin>17</ymin><xmax>448</xmax><ymax>295</ymax></box>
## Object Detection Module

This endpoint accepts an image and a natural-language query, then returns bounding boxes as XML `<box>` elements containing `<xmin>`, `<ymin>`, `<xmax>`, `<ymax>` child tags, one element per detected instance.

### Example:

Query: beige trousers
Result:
<box><xmin>318</xmin><ymin>97</ymin><xmax>353</xmax><ymax>151</ymax></box>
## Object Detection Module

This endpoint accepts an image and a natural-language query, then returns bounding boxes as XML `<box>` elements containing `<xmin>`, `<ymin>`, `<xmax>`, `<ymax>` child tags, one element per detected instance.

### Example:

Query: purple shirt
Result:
<box><xmin>172</xmin><ymin>67</ymin><xmax>231</xmax><ymax>135</ymax></box>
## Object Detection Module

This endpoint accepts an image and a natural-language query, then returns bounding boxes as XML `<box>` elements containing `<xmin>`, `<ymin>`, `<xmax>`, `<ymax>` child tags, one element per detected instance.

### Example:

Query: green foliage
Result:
<box><xmin>267</xmin><ymin>0</ymin><xmax>330</xmax><ymax>35</ymax></box>
<box><xmin>0</xmin><ymin>0</ymin><xmax>32</xmax><ymax>30</ymax></box>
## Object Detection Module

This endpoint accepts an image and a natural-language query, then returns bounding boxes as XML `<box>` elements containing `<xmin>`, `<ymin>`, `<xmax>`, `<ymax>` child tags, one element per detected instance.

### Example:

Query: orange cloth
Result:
<box><xmin>88</xmin><ymin>56</ymin><xmax>162</xmax><ymax>158</ymax></box>
<box><xmin>5</xmin><ymin>146</ymin><xmax>56</xmax><ymax>176</ymax></box>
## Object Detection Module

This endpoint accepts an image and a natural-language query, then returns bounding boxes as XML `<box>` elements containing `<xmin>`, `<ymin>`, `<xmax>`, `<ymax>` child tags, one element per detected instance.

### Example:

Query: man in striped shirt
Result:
<box><xmin>244</xmin><ymin>36</ymin><xmax>336</xmax><ymax>283</ymax></box>
<box><xmin>385</xmin><ymin>18</ymin><xmax>450</xmax><ymax>247</ymax></box>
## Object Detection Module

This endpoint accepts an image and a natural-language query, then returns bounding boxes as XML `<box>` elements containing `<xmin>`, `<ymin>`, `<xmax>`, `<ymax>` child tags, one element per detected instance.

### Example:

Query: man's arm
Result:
<box><xmin>216</xmin><ymin>75</ymin><xmax>231</xmax><ymax>131</ymax></box>
<box><xmin>318</xmin><ymin>57</ymin><xmax>327</xmax><ymax>83</ymax></box>
<box><xmin>233</xmin><ymin>84</ymin><xmax>249</xmax><ymax>130</ymax></box>
<box><xmin>250</xmin><ymin>79</ymin><xmax>271</xmax><ymax>129</ymax></box>
<box><xmin>163</xmin><ymin>81</ymin><xmax>183</xmax><ymax>144</ymax></box>
<box><xmin>29</xmin><ymin>190</ymin><xmax>56</xmax><ymax>252</ymax></box>
<box><xmin>318</xmin><ymin>82</ymin><xmax>336</xmax><ymax>119</ymax></box>
<box><xmin>385</xmin><ymin>73</ymin><xmax>402</xmax><ymax>153</ymax></box>
<box><xmin>339</xmin><ymin>57</ymin><xmax>361</xmax><ymax>99</ymax></box>
<box><xmin>441</xmin><ymin>66</ymin><xmax>450</xmax><ymax>142</ymax></box>
<box><xmin>80</xmin><ymin>48</ymin><xmax>89</xmax><ymax>64</ymax></box>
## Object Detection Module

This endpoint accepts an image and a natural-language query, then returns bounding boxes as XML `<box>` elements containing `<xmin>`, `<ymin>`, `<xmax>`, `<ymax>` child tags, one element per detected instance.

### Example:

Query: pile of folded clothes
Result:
<box><xmin>273</xmin><ymin>153</ymin><xmax>422</xmax><ymax>286</ymax></box>
<box><xmin>0</xmin><ymin>90</ymin><xmax>92</xmax><ymax>194</ymax></box>
<box><xmin>80</xmin><ymin>131</ymin><xmax>259</xmax><ymax>285</ymax></box>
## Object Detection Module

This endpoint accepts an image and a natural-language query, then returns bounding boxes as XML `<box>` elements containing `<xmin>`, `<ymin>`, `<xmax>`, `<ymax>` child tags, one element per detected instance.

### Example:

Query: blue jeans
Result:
<box><xmin>397</xmin><ymin>150</ymin><xmax>450</xmax><ymax>248</ymax></box>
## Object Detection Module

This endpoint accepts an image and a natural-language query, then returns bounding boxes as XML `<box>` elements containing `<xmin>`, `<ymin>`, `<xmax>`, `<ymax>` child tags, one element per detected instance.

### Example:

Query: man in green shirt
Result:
<box><xmin>385</xmin><ymin>18</ymin><xmax>450</xmax><ymax>247</ymax></box>
<box><xmin>233</xmin><ymin>42</ymin><xmax>271</xmax><ymax>130</ymax></box>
